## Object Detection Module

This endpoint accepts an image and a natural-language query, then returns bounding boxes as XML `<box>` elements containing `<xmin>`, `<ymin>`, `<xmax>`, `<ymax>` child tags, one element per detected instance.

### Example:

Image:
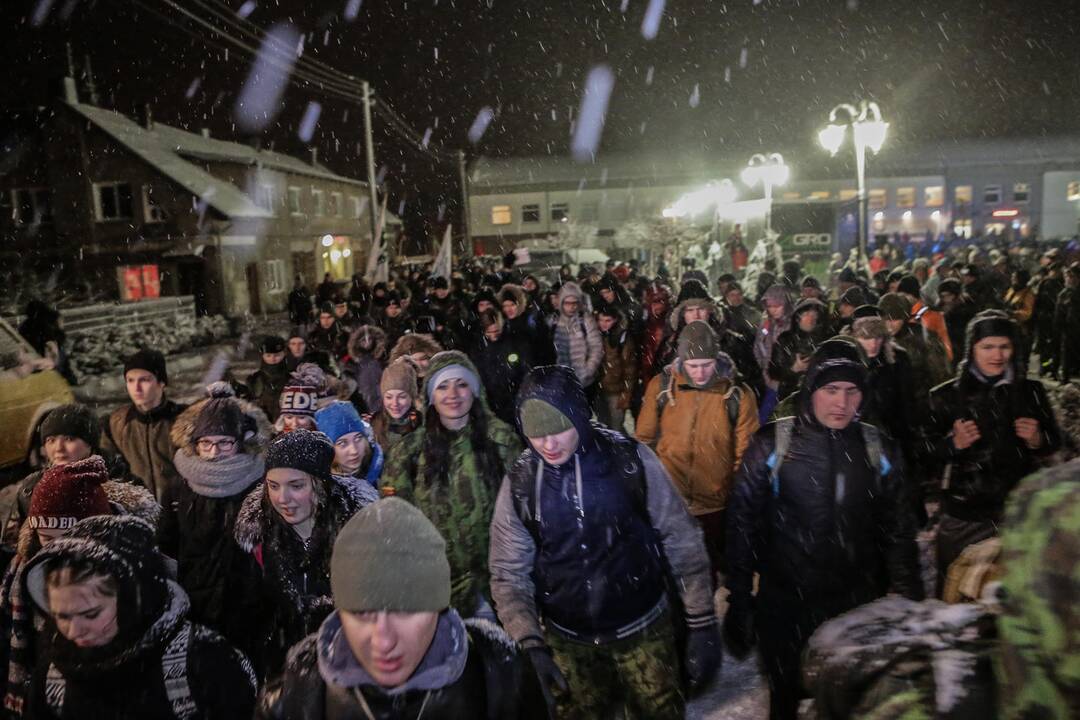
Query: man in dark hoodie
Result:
<box><xmin>247</xmin><ymin>335</ymin><xmax>291</xmax><ymax>422</ymax></box>
<box><xmin>307</xmin><ymin>302</ymin><xmax>349</xmax><ymax>360</ymax></box>
<box><xmin>767</xmin><ymin>297</ymin><xmax>829</xmax><ymax>402</ymax></box>
<box><xmin>920</xmin><ymin>310</ymin><xmax>1061</xmax><ymax>591</ymax></box>
<box><xmin>489</xmin><ymin>366</ymin><xmax>720</xmax><ymax>720</ymax></box>
<box><xmin>260</xmin><ymin>497</ymin><xmax>544</xmax><ymax>719</ymax></box>
<box><xmin>725</xmin><ymin>338</ymin><xmax>924</xmax><ymax>720</ymax></box>
<box><xmin>500</xmin><ymin>284</ymin><xmax>556</xmax><ymax>365</ymax></box>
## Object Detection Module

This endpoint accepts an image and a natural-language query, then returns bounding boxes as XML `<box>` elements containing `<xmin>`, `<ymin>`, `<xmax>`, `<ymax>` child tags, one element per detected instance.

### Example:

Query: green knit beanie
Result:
<box><xmin>330</xmin><ymin>497</ymin><xmax>451</xmax><ymax>613</ymax></box>
<box><xmin>519</xmin><ymin>398</ymin><xmax>574</xmax><ymax>438</ymax></box>
<box><xmin>678</xmin><ymin>321</ymin><xmax>719</xmax><ymax>361</ymax></box>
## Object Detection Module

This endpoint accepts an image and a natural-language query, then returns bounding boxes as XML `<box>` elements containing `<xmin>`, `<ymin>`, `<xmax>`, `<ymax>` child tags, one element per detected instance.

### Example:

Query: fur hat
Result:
<box><xmin>347</xmin><ymin>325</ymin><xmax>388</xmax><ymax>361</ymax></box>
<box><xmin>380</xmin><ymin>358</ymin><xmax>419</xmax><ymax>398</ymax></box>
<box><xmin>388</xmin><ymin>334</ymin><xmax>443</xmax><ymax>368</ymax></box>
<box><xmin>123</xmin><ymin>349</ymin><xmax>167</xmax><ymax>384</ymax></box>
<box><xmin>172</xmin><ymin>383</ymin><xmax>272</xmax><ymax>456</ymax></box>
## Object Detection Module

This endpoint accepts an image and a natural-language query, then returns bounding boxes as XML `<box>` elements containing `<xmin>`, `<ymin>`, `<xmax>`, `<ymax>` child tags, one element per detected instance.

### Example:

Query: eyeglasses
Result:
<box><xmin>196</xmin><ymin>438</ymin><xmax>237</xmax><ymax>452</ymax></box>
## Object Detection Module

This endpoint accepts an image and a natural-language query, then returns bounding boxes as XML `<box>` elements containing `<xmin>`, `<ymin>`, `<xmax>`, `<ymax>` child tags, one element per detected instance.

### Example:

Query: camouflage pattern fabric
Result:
<box><xmin>381</xmin><ymin>413</ymin><xmax>522</xmax><ymax>614</ymax></box>
<box><xmin>996</xmin><ymin>459</ymin><xmax>1080</xmax><ymax>720</ymax></box>
<box><xmin>546</xmin><ymin>613</ymin><xmax>683</xmax><ymax>720</ymax></box>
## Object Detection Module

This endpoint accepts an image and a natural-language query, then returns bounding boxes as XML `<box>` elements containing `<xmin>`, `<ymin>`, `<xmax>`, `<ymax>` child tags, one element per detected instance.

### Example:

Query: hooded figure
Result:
<box><xmin>498</xmin><ymin>283</ymin><xmax>556</xmax><ymax>366</ymax></box>
<box><xmin>234</xmin><ymin>429</ymin><xmax>378</xmax><ymax>679</ymax></box>
<box><xmin>489</xmin><ymin>366</ymin><xmax>719</xmax><ymax>719</ymax></box>
<box><xmin>725</xmin><ymin>338</ymin><xmax>923</xmax><ymax>720</ymax></box>
<box><xmin>381</xmin><ymin>351</ymin><xmax>522</xmax><ymax>616</ymax></box>
<box><xmin>921</xmin><ymin>310</ymin><xmax>1061</xmax><ymax>590</ymax></box>
<box><xmin>552</xmin><ymin>283</ymin><xmax>603</xmax><ymax>390</ymax></box>
<box><xmin>640</xmin><ymin>284</ymin><xmax>673</xmax><ymax>382</ymax></box>
<box><xmin>341</xmin><ymin>324</ymin><xmax>388</xmax><ymax>415</ymax></box>
<box><xmin>768</xmin><ymin>297</ymin><xmax>829</xmax><ymax>402</ymax></box>
<box><xmin>246</xmin><ymin>335</ymin><xmax>291</xmax><ymax>422</ymax></box>
<box><xmin>0</xmin><ymin>457</ymin><xmax>159</xmax><ymax>717</ymax></box>
<box><xmin>160</xmin><ymin>382</ymin><xmax>271</xmax><ymax>666</ymax></box>
<box><xmin>754</xmin><ymin>285</ymin><xmax>794</xmax><ymax>386</ymax></box>
<box><xmin>22</xmin><ymin>515</ymin><xmax>256</xmax><ymax>719</ymax></box>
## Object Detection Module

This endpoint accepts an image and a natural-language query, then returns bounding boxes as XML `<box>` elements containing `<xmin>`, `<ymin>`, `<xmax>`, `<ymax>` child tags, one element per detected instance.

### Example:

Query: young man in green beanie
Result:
<box><xmin>490</xmin><ymin>365</ymin><xmax>721</xmax><ymax>720</ymax></box>
<box><xmin>260</xmin><ymin>497</ymin><xmax>545</xmax><ymax>719</ymax></box>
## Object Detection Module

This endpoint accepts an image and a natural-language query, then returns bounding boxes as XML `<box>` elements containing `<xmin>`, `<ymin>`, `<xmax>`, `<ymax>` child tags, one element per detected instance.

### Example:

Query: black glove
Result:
<box><xmin>684</xmin><ymin>622</ymin><xmax>723</xmax><ymax>690</ymax></box>
<box><xmin>722</xmin><ymin>599</ymin><xmax>756</xmax><ymax>659</ymax></box>
<box><xmin>526</xmin><ymin>644</ymin><xmax>568</xmax><ymax>720</ymax></box>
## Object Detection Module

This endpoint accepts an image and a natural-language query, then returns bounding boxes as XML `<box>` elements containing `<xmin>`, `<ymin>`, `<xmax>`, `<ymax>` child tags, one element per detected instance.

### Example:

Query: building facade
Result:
<box><xmin>0</xmin><ymin>79</ymin><xmax>396</xmax><ymax>317</ymax></box>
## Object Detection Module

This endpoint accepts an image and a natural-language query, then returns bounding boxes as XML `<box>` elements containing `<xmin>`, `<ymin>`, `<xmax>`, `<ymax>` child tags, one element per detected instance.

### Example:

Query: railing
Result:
<box><xmin>5</xmin><ymin>296</ymin><xmax>196</xmax><ymax>335</ymax></box>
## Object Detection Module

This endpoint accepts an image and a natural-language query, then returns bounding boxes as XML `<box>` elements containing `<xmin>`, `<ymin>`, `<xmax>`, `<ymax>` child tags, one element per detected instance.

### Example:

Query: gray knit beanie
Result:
<box><xmin>330</xmin><ymin>497</ymin><xmax>451</xmax><ymax>612</ymax></box>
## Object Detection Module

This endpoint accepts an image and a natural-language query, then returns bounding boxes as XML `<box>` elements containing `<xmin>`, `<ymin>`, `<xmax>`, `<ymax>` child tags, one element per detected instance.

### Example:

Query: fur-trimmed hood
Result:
<box><xmin>347</xmin><ymin>325</ymin><xmax>388</xmax><ymax>361</ymax></box>
<box><xmin>497</xmin><ymin>284</ymin><xmax>528</xmax><ymax>316</ymax></box>
<box><xmin>668</xmin><ymin>297</ymin><xmax>718</xmax><ymax>331</ymax></box>
<box><xmin>233</xmin><ymin>475</ymin><xmax>378</xmax><ymax>553</ymax></box>
<box><xmin>388</xmin><ymin>333</ymin><xmax>444</xmax><ymax>366</ymax></box>
<box><xmin>14</xmin><ymin>479</ymin><xmax>161</xmax><ymax>561</ymax></box>
<box><xmin>172</xmin><ymin>383</ymin><xmax>273</xmax><ymax>457</ymax></box>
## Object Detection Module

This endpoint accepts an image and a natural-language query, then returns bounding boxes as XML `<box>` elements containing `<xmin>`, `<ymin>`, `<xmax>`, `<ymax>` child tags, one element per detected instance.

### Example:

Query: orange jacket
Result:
<box><xmin>635</xmin><ymin>365</ymin><xmax>759</xmax><ymax>515</ymax></box>
<box><xmin>912</xmin><ymin>300</ymin><xmax>953</xmax><ymax>363</ymax></box>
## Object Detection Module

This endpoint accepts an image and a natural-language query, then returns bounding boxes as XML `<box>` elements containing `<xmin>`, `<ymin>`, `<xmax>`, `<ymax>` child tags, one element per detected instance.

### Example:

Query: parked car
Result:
<box><xmin>0</xmin><ymin>317</ymin><xmax>74</xmax><ymax>470</ymax></box>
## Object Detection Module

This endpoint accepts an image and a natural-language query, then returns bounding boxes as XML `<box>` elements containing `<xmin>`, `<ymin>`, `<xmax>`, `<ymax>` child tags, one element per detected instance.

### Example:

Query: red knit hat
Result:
<box><xmin>28</xmin><ymin>456</ymin><xmax>111</xmax><ymax>532</ymax></box>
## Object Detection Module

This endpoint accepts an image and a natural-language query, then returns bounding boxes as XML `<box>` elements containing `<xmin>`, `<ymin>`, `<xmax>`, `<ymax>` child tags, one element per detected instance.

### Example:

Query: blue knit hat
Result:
<box><xmin>315</xmin><ymin>401</ymin><xmax>366</xmax><ymax>443</ymax></box>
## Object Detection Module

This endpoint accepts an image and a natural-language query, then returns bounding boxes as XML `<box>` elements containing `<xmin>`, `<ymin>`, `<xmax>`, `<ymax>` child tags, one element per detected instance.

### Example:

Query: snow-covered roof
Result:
<box><xmin>68</xmin><ymin>102</ymin><xmax>272</xmax><ymax>219</ymax></box>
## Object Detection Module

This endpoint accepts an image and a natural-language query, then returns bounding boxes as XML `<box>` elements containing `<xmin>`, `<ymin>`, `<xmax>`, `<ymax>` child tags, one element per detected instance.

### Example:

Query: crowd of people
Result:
<box><xmin>0</xmin><ymin>239</ymin><xmax>1076</xmax><ymax>719</ymax></box>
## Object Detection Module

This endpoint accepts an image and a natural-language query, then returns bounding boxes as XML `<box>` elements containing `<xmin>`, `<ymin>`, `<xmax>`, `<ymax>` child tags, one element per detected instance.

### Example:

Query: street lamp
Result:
<box><xmin>741</xmin><ymin>152</ymin><xmax>789</xmax><ymax>236</ymax></box>
<box><xmin>662</xmin><ymin>179</ymin><xmax>738</xmax><ymax>219</ymax></box>
<box><xmin>818</xmin><ymin>100</ymin><xmax>888</xmax><ymax>267</ymax></box>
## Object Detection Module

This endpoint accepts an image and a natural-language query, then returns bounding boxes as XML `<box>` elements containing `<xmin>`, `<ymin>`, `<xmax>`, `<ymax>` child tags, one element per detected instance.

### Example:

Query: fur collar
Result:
<box><xmin>171</xmin><ymin>395</ymin><xmax>272</xmax><ymax>457</ymax></box>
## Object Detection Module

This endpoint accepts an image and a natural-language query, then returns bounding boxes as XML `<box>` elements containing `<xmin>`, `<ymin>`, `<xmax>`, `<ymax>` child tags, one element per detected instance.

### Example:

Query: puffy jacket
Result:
<box><xmin>259</xmin><ymin>611</ymin><xmax>545</xmax><ymax>720</ymax></box>
<box><xmin>635</xmin><ymin>356</ymin><xmax>759</xmax><ymax>515</ymax></box>
<box><xmin>101</xmin><ymin>399</ymin><xmax>188</xmax><ymax>502</ymax></box>
<box><xmin>727</xmin><ymin>353</ymin><xmax>924</xmax><ymax>614</ymax></box>
<box><xmin>911</xmin><ymin>300</ymin><xmax>954</xmax><ymax>363</ymax></box>
<box><xmin>891</xmin><ymin>322</ymin><xmax>951</xmax><ymax>413</ymax></box>
<box><xmin>473</xmin><ymin>331</ymin><xmax>533</xmax><ymax>428</ymax></box>
<box><xmin>768</xmin><ymin>298</ymin><xmax>829</xmax><ymax>400</ymax></box>
<box><xmin>553</xmin><ymin>283</ymin><xmax>603</xmax><ymax>387</ymax></box>
<box><xmin>597</xmin><ymin>317</ymin><xmax>638</xmax><ymax>403</ymax></box>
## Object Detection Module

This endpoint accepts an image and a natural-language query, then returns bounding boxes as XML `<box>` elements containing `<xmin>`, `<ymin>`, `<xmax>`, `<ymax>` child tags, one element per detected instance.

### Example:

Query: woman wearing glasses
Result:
<box><xmin>157</xmin><ymin>381</ymin><xmax>272</xmax><ymax>675</ymax></box>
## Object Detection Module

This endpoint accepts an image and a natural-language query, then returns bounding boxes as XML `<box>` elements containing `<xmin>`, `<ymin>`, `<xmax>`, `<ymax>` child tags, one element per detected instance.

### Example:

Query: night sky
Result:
<box><xmin>4</xmin><ymin>0</ymin><xmax>1079</xmax><ymax>239</ymax></box>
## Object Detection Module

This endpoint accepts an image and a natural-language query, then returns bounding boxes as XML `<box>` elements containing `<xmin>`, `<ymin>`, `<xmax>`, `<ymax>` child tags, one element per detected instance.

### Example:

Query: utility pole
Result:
<box><xmin>458</xmin><ymin>149</ymin><xmax>473</xmax><ymax>257</ymax></box>
<box><xmin>361</xmin><ymin>80</ymin><xmax>380</xmax><ymax>260</ymax></box>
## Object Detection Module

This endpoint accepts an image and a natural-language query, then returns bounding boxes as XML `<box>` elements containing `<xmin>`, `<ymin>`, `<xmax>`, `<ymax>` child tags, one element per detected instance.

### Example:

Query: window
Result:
<box><xmin>521</xmin><ymin>204</ymin><xmax>541</xmax><ymax>223</ymax></box>
<box><xmin>782</xmin><ymin>191</ymin><xmax>801</xmax><ymax>200</ymax></box>
<box><xmin>12</xmin><ymin>188</ymin><xmax>52</xmax><ymax>224</ymax></box>
<box><xmin>330</xmin><ymin>192</ymin><xmax>343</xmax><ymax>217</ymax></box>
<box><xmin>1013</xmin><ymin>183</ymin><xmax>1030</xmax><ymax>204</ymax></box>
<box><xmin>838</xmin><ymin>189</ymin><xmax>858</xmax><ymax>201</ymax></box>
<box><xmin>94</xmin><ymin>182</ymin><xmax>133</xmax><ymax>221</ymax></box>
<box><xmin>312</xmin><ymin>189</ymin><xmax>325</xmax><ymax>217</ymax></box>
<box><xmin>954</xmin><ymin>185</ymin><xmax>973</xmax><ymax>206</ymax></box>
<box><xmin>266</xmin><ymin>259</ymin><xmax>287</xmax><ymax>294</ymax></box>
<box><xmin>953</xmin><ymin>219</ymin><xmax>972</xmax><ymax>238</ymax></box>
<box><xmin>983</xmin><ymin>185</ymin><xmax>1001</xmax><ymax>205</ymax></box>
<box><xmin>579</xmin><ymin>202</ymin><xmax>599</xmax><ymax>222</ymax></box>
<box><xmin>868</xmin><ymin>189</ymin><xmax>887</xmax><ymax>209</ymax></box>
<box><xmin>924</xmin><ymin>186</ymin><xmax>944</xmax><ymax>208</ymax></box>
<box><xmin>288</xmin><ymin>187</ymin><xmax>302</xmax><ymax>215</ymax></box>
<box><xmin>255</xmin><ymin>184</ymin><xmax>276</xmax><ymax>214</ymax></box>
<box><xmin>142</xmin><ymin>185</ymin><xmax>167</xmax><ymax>223</ymax></box>
<box><xmin>490</xmin><ymin>205</ymin><xmax>511</xmax><ymax>224</ymax></box>
<box><xmin>1068</xmin><ymin>181</ymin><xmax>1080</xmax><ymax>201</ymax></box>
<box><xmin>808</xmin><ymin>190</ymin><xmax>831</xmax><ymax>201</ymax></box>
<box><xmin>551</xmin><ymin>203</ymin><xmax>569</xmax><ymax>222</ymax></box>
<box><xmin>350</xmin><ymin>196</ymin><xmax>362</xmax><ymax>219</ymax></box>
<box><xmin>896</xmin><ymin>187</ymin><xmax>916</xmax><ymax>208</ymax></box>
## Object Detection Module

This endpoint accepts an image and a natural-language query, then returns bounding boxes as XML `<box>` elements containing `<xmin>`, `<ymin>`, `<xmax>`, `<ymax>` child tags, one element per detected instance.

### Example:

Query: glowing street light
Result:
<box><xmin>662</xmin><ymin>179</ymin><xmax>738</xmax><ymax>219</ymax></box>
<box><xmin>741</xmin><ymin>152</ymin><xmax>789</xmax><ymax>236</ymax></box>
<box><xmin>818</xmin><ymin>101</ymin><xmax>889</xmax><ymax>265</ymax></box>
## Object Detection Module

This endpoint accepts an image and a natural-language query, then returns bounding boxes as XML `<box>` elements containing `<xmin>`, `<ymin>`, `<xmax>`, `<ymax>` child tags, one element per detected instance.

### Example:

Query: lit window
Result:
<box><xmin>782</xmin><ymin>191</ymin><xmax>802</xmax><ymax>201</ymax></box>
<box><xmin>522</xmin><ymin>204</ymin><xmax>541</xmax><ymax>223</ymax></box>
<box><xmin>94</xmin><ymin>182</ymin><xmax>133</xmax><ymax>221</ymax></box>
<box><xmin>265</xmin><ymin>259</ymin><xmax>287</xmax><ymax>294</ymax></box>
<box><xmin>868</xmin><ymin>189</ymin><xmax>887</xmax><ymax>209</ymax></box>
<box><xmin>288</xmin><ymin>187</ymin><xmax>302</xmax><ymax>214</ymax></box>
<box><xmin>924</xmin><ymin>186</ymin><xmax>944</xmax><ymax>208</ymax></box>
<box><xmin>984</xmin><ymin>185</ymin><xmax>1001</xmax><ymax>205</ymax></box>
<box><xmin>954</xmin><ymin>219</ymin><xmax>972</xmax><ymax>238</ymax></box>
<box><xmin>873</xmin><ymin>211</ymin><xmax>885</xmax><ymax>231</ymax></box>
<box><xmin>255</xmin><ymin>184</ymin><xmax>276</xmax><ymax>214</ymax></box>
<box><xmin>551</xmin><ymin>203</ymin><xmax>569</xmax><ymax>222</ymax></box>
<box><xmin>491</xmin><ymin>205</ymin><xmax>512</xmax><ymax>225</ymax></box>
<box><xmin>142</xmin><ymin>185</ymin><xmax>168</xmax><ymax>223</ymax></box>
<box><xmin>1013</xmin><ymin>183</ymin><xmax>1030</xmax><ymax>204</ymax></box>
<box><xmin>808</xmin><ymin>191</ymin><xmax>831</xmax><ymax>200</ymax></box>
<box><xmin>1068</xmin><ymin>181</ymin><xmax>1080</xmax><ymax>201</ymax></box>
<box><xmin>954</xmin><ymin>185</ymin><xmax>973</xmax><ymax>206</ymax></box>
<box><xmin>896</xmin><ymin>187</ymin><xmax>916</xmax><ymax>208</ymax></box>
<box><xmin>838</xmin><ymin>189</ymin><xmax>858</xmax><ymax>201</ymax></box>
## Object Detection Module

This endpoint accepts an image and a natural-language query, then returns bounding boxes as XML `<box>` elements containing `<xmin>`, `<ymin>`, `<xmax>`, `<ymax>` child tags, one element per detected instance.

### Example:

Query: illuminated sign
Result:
<box><xmin>992</xmin><ymin>209</ymin><xmax>1019</xmax><ymax>218</ymax></box>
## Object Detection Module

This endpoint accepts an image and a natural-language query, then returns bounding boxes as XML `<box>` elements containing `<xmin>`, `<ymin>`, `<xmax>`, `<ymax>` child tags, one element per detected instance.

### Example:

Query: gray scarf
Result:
<box><xmin>173</xmin><ymin>449</ymin><xmax>265</xmax><ymax>498</ymax></box>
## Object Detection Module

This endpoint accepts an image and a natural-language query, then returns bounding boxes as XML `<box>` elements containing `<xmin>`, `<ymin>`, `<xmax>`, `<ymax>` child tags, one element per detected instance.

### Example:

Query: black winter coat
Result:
<box><xmin>259</xmin><ymin>620</ymin><xmax>545</xmax><ymax>720</ymax></box>
<box><xmin>862</xmin><ymin>346</ymin><xmax>914</xmax><ymax>445</ymax></box>
<box><xmin>29</xmin><ymin>585</ymin><xmax>255</xmax><ymax>720</ymax></box>
<box><xmin>473</xmin><ymin>332</ymin><xmax>533</xmax><ymax>427</ymax></box>
<box><xmin>726</xmin><ymin>418</ymin><xmax>923</xmax><ymax>614</ymax></box>
<box><xmin>922</xmin><ymin>369</ymin><xmax>1061</xmax><ymax>521</ymax></box>
<box><xmin>768</xmin><ymin>327</ymin><xmax>828</xmax><ymax>400</ymax></box>
<box><xmin>157</xmin><ymin>482</ymin><xmax>265</xmax><ymax>664</ymax></box>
